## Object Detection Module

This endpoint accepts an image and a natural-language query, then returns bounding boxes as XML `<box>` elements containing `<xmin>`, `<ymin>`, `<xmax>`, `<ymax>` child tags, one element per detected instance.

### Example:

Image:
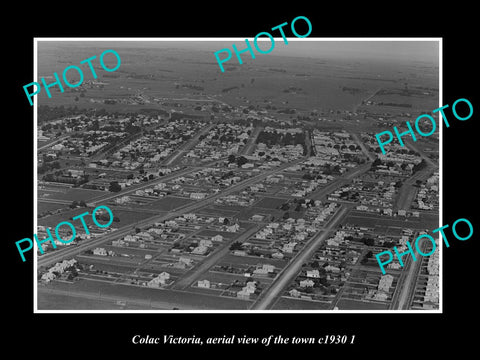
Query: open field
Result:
<box><xmin>336</xmin><ymin>298</ymin><xmax>389</xmax><ymax>310</ymax></box>
<box><xmin>272</xmin><ymin>297</ymin><xmax>332</xmax><ymax>310</ymax></box>
<box><xmin>144</xmin><ymin>196</ymin><xmax>195</xmax><ymax>211</ymax></box>
<box><xmin>342</xmin><ymin>211</ymin><xmax>438</xmax><ymax>230</ymax></box>
<box><xmin>38</xmin><ymin>279</ymin><xmax>252</xmax><ymax>310</ymax></box>
<box><xmin>38</xmin><ymin>186</ymin><xmax>105</xmax><ymax>202</ymax></box>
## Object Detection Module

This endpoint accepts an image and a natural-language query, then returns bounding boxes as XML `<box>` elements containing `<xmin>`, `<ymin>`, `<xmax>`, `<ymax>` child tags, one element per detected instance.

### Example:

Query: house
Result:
<box><xmin>299</xmin><ymin>279</ymin><xmax>315</xmax><ymax>288</ymax></box>
<box><xmin>197</xmin><ymin>279</ymin><xmax>210</xmax><ymax>288</ymax></box>
<box><xmin>147</xmin><ymin>272</ymin><xmax>171</xmax><ymax>287</ymax></box>
<box><xmin>192</xmin><ymin>245</ymin><xmax>208</xmax><ymax>255</ymax></box>
<box><xmin>325</xmin><ymin>265</ymin><xmax>340</xmax><ymax>273</ymax></box>
<box><xmin>262</xmin><ymin>264</ymin><xmax>275</xmax><ymax>273</ymax></box>
<box><xmin>183</xmin><ymin>213</ymin><xmax>197</xmax><ymax>220</ymax></box>
<box><xmin>93</xmin><ymin>247</ymin><xmax>107</xmax><ymax>256</ymax></box>
<box><xmin>306</xmin><ymin>269</ymin><xmax>320</xmax><ymax>278</ymax></box>
<box><xmin>373</xmin><ymin>291</ymin><xmax>388</xmax><ymax>301</ymax></box>
<box><xmin>159</xmin><ymin>272</ymin><xmax>170</xmax><ymax>280</ymax></box>
<box><xmin>289</xmin><ymin>289</ymin><xmax>301</xmax><ymax>298</ymax></box>
<box><xmin>237</xmin><ymin>289</ymin><xmax>252</xmax><ymax>300</ymax></box>
<box><xmin>253</xmin><ymin>268</ymin><xmax>269</xmax><ymax>275</ymax></box>
<box><xmin>378</xmin><ymin>274</ymin><xmax>394</xmax><ymax>292</ymax></box>
<box><xmin>190</xmin><ymin>192</ymin><xmax>207</xmax><ymax>200</ymax></box>
<box><xmin>233</xmin><ymin>250</ymin><xmax>247</xmax><ymax>256</ymax></box>
<box><xmin>199</xmin><ymin>239</ymin><xmax>213</xmax><ymax>247</ymax></box>
<box><xmin>272</xmin><ymin>252</ymin><xmax>284</xmax><ymax>259</ymax></box>
<box><xmin>226</xmin><ymin>224</ymin><xmax>240</xmax><ymax>232</ymax></box>
<box><xmin>398</xmin><ymin>209</ymin><xmax>407</xmax><ymax>217</ymax></box>
<box><xmin>212</xmin><ymin>234</ymin><xmax>223</xmax><ymax>242</ymax></box>
<box><xmin>384</xmin><ymin>208</ymin><xmax>393</xmax><ymax>216</ymax></box>
<box><xmin>251</xmin><ymin>214</ymin><xmax>265</xmax><ymax>222</ymax></box>
<box><xmin>179</xmin><ymin>257</ymin><xmax>192</xmax><ymax>266</ymax></box>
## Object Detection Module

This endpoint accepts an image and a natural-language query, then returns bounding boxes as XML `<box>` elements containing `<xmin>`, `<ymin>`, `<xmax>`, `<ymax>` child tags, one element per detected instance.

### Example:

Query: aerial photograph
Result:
<box><xmin>35</xmin><ymin>39</ymin><xmax>440</xmax><ymax>311</ymax></box>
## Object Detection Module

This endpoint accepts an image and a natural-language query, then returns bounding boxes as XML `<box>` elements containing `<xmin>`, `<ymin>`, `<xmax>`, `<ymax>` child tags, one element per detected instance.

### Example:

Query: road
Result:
<box><xmin>171</xmin><ymin>224</ymin><xmax>263</xmax><ymax>290</ymax></box>
<box><xmin>310</xmin><ymin>162</ymin><xmax>372</xmax><ymax>201</ymax></box>
<box><xmin>38</xmin><ymin>157</ymin><xmax>307</xmax><ymax>268</ymax></box>
<box><xmin>240</xmin><ymin>126</ymin><xmax>263</xmax><ymax>156</ymax></box>
<box><xmin>405</xmin><ymin>141</ymin><xmax>438</xmax><ymax>168</ymax></box>
<box><xmin>251</xmin><ymin>205</ymin><xmax>350</xmax><ymax>310</ymax></box>
<box><xmin>395</xmin><ymin>164</ymin><xmax>434</xmax><ymax>211</ymax></box>
<box><xmin>391</xmin><ymin>236</ymin><xmax>425</xmax><ymax>309</ymax></box>
<box><xmin>349</xmin><ymin>132</ymin><xmax>376</xmax><ymax>161</ymax></box>
<box><xmin>37</xmin><ymin>134</ymin><xmax>70</xmax><ymax>151</ymax></box>
<box><xmin>353</xmin><ymin>87</ymin><xmax>382</xmax><ymax>112</ymax></box>
<box><xmin>162</xmin><ymin>123</ymin><xmax>216</xmax><ymax>166</ymax></box>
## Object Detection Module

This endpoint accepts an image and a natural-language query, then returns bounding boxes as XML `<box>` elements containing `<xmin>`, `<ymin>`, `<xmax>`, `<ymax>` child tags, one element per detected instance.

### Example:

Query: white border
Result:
<box><xmin>34</xmin><ymin>37</ymin><xmax>442</xmax><ymax>314</ymax></box>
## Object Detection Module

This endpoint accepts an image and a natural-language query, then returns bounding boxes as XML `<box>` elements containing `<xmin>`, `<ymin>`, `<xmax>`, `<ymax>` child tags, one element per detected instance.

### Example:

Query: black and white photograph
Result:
<box><xmin>6</xmin><ymin>6</ymin><xmax>478</xmax><ymax>356</ymax></box>
<box><xmin>33</xmin><ymin>39</ymin><xmax>441</xmax><ymax>312</ymax></box>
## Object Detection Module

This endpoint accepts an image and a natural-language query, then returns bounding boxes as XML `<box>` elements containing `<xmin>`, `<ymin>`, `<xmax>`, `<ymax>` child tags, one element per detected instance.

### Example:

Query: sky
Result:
<box><xmin>38</xmin><ymin>39</ymin><xmax>440</xmax><ymax>65</ymax></box>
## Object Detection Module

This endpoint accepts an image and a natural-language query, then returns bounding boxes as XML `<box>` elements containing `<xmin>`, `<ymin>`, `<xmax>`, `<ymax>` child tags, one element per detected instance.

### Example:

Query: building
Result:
<box><xmin>306</xmin><ymin>269</ymin><xmax>320</xmax><ymax>278</ymax></box>
<box><xmin>378</xmin><ymin>274</ymin><xmax>394</xmax><ymax>292</ymax></box>
<box><xmin>198</xmin><ymin>279</ymin><xmax>211</xmax><ymax>288</ymax></box>
<box><xmin>299</xmin><ymin>279</ymin><xmax>315</xmax><ymax>288</ymax></box>
<box><xmin>251</xmin><ymin>214</ymin><xmax>265</xmax><ymax>222</ymax></box>
<box><xmin>212</xmin><ymin>234</ymin><xmax>223</xmax><ymax>242</ymax></box>
<box><xmin>93</xmin><ymin>247</ymin><xmax>107</xmax><ymax>256</ymax></box>
<box><xmin>289</xmin><ymin>289</ymin><xmax>301</xmax><ymax>298</ymax></box>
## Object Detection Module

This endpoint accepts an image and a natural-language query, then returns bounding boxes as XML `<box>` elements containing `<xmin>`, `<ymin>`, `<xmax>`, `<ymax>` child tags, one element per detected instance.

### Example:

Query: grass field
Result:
<box><xmin>336</xmin><ymin>298</ymin><xmax>389</xmax><ymax>310</ymax></box>
<box><xmin>273</xmin><ymin>297</ymin><xmax>332</xmax><ymax>310</ymax></box>
<box><xmin>145</xmin><ymin>196</ymin><xmax>195</xmax><ymax>211</ymax></box>
<box><xmin>38</xmin><ymin>202</ymin><xmax>66</xmax><ymax>213</ymax></box>
<box><xmin>220</xmin><ymin>254</ymin><xmax>288</xmax><ymax>268</ymax></box>
<box><xmin>38</xmin><ymin>206</ymin><xmax>154</xmax><ymax>229</ymax></box>
<box><xmin>38</xmin><ymin>278</ymin><xmax>252</xmax><ymax>310</ymax></box>
<box><xmin>342</xmin><ymin>211</ymin><xmax>438</xmax><ymax>230</ymax></box>
<box><xmin>38</xmin><ymin>187</ymin><xmax>105</xmax><ymax>202</ymax></box>
<box><xmin>254</xmin><ymin>197</ymin><xmax>287</xmax><ymax>210</ymax></box>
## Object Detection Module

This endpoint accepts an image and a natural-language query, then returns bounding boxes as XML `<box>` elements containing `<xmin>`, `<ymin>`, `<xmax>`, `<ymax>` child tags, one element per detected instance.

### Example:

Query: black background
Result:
<box><xmin>5</xmin><ymin>4</ymin><xmax>478</xmax><ymax>356</ymax></box>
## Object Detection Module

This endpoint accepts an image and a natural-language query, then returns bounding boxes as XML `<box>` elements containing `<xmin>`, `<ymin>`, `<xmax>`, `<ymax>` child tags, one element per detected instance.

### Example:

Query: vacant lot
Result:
<box><xmin>38</xmin><ymin>202</ymin><xmax>66</xmax><ymax>213</ymax></box>
<box><xmin>336</xmin><ymin>298</ymin><xmax>389</xmax><ymax>310</ymax></box>
<box><xmin>145</xmin><ymin>196</ymin><xmax>195</xmax><ymax>211</ymax></box>
<box><xmin>273</xmin><ymin>297</ymin><xmax>332</xmax><ymax>310</ymax></box>
<box><xmin>254</xmin><ymin>196</ymin><xmax>287</xmax><ymax>210</ymax></box>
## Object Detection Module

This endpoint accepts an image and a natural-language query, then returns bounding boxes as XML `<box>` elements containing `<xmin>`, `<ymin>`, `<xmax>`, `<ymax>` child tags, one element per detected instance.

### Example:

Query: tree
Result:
<box><xmin>229</xmin><ymin>241</ymin><xmax>243</xmax><ymax>251</ymax></box>
<box><xmin>371</xmin><ymin>158</ymin><xmax>382</xmax><ymax>168</ymax></box>
<box><xmin>108</xmin><ymin>181</ymin><xmax>122</xmax><ymax>192</ymax></box>
<box><xmin>227</xmin><ymin>154</ymin><xmax>236</xmax><ymax>163</ymax></box>
<box><xmin>360</xmin><ymin>251</ymin><xmax>373</xmax><ymax>264</ymax></box>
<box><xmin>301</xmin><ymin>286</ymin><xmax>313</xmax><ymax>294</ymax></box>
<box><xmin>69</xmin><ymin>200</ymin><xmax>79</xmax><ymax>209</ymax></box>
<box><xmin>362</xmin><ymin>237</ymin><xmax>375</xmax><ymax>246</ymax></box>
<box><xmin>79</xmin><ymin>200</ymin><xmax>87</xmax><ymax>207</ymax></box>
<box><xmin>236</xmin><ymin>156</ymin><xmax>248</xmax><ymax>167</ymax></box>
